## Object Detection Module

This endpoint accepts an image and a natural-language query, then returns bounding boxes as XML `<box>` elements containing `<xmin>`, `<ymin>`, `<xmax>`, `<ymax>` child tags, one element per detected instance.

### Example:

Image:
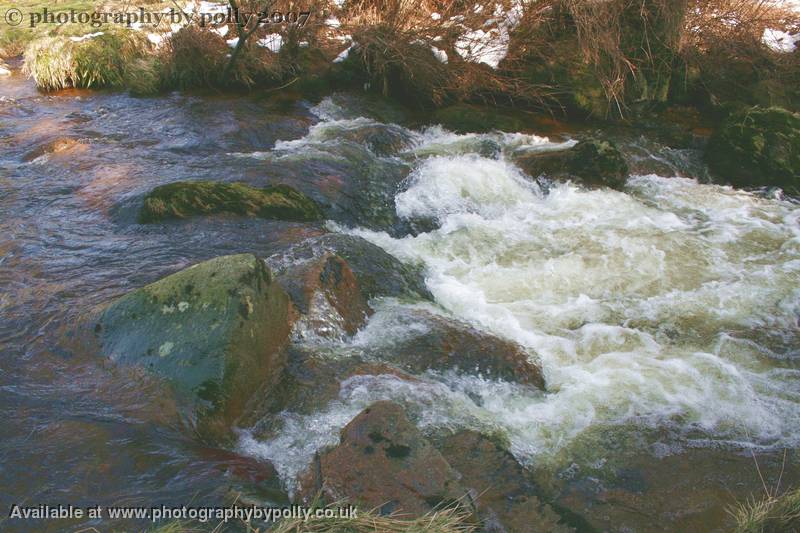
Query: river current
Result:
<box><xmin>2</xmin><ymin>72</ymin><xmax>799</xmax><ymax>531</ymax></box>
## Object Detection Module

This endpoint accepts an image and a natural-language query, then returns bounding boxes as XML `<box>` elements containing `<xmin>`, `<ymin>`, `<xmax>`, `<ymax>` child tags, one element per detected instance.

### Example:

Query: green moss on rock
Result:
<box><xmin>139</xmin><ymin>181</ymin><xmax>322</xmax><ymax>223</ymax></box>
<box><xmin>706</xmin><ymin>106</ymin><xmax>800</xmax><ymax>193</ymax></box>
<box><xmin>431</xmin><ymin>104</ymin><xmax>528</xmax><ymax>133</ymax></box>
<box><xmin>97</xmin><ymin>254</ymin><xmax>292</xmax><ymax>441</ymax></box>
<box><xmin>515</xmin><ymin>138</ymin><xmax>629</xmax><ymax>190</ymax></box>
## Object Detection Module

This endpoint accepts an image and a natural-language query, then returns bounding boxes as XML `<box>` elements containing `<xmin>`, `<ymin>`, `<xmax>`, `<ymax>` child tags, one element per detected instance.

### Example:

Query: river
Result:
<box><xmin>1</xmin><ymin>71</ymin><xmax>799</xmax><ymax>531</ymax></box>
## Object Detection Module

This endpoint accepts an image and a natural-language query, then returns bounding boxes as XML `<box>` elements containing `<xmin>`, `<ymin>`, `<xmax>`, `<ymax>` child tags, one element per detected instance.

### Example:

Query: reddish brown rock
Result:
<box><xmin>365</xmin><ymin>310</ymin><xmax>546</xmax><ymax>389</ymax></box>
<box><xmin>299</xmin><ymin>401</ymin><xmax>469</xmax><ymax>517</ymax></box>
<box><xmin>438</xmin><ymin>430</ymin><xmax>573</xmax><ymax>532</ymax></box>
<box><xmin>278</xmin><ymin>253</ymin><xmax>371</xmax><ymax>337</ymax></box>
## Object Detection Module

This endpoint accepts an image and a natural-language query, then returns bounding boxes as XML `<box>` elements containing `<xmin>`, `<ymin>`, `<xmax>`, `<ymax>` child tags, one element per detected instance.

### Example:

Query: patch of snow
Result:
<box><xmin>455</xmin><ymin>28</ymin><xmax>508</xmax><ymax>69</ymax></box>
<box><xmin>0</xmin><ymin>66</ymin><xmax>10</xmax><ymax>76</ymax></box>
<box><xmin>326</xmin><ymin>16</ymin><xmax>341</xmax><ymax>28</ymax></box>
<box><xmin>431</xmin><ymin>46</ymin><xmax>448</xmax><ymax>64</ymax></box>
<box><xmin>763</xmin><ymin>28</ymin><xmax>799</xmax><ymax>52</ymax></box>
<box><xmin>334</xmin><ymin>43</ymin><xmax>357</xmax><ymax>63</ymax></box>
<box><xmin>147</xmin><ymin>32</ymin><xmax>171</xmax><ymax>46</ymax></box>
<box><xmin>258</xmin><ymin>34</ymin><xmax>283</xmax><ymax>53</ymax></box>
<box><xmin>453</xmin><ymin>0</ymin><xmax>525</xmax><ymax>69</ymax></box>
<box><xmin>69</xmin><ymin>32</ymin><xmax>104</xmax><ymax>42</ymax></box>
<box><xmin>227</xmin><ymin>37</ymin><xmax>239</xmax><ymax>48</ymax></box>
<box><xmin>431</xmin><ymin>12</ymin><xmax>441</xmax><ymax>20</ymax></box>
<box><xmin>213</xmin><ymin>25</ymin><xmax>229</xmax><ymax>37</ymax></box>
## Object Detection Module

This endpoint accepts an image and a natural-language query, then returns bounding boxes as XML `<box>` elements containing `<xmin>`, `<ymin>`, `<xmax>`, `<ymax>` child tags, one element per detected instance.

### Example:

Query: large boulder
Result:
<box><xmin>515</xmin><ymin>138</ymin><xmax>629</xmax><ymax>190</ymax></box>
<box><xmin>706</xmin><ymin>106</ymin><xmax>800</xmax><ymax>193</ymax></box>
<box><xmin>299</xmin><ymin>401</ymin><xmax>468</xmax><ymax>516</ymax></box>
<box><xmin>436</xmin><ymin>431</ymin><xmax>574</xmax><ymax>533</ymax></box>
<box><xmin>139</xmin><ymin>181</ymin><xmax>322</xmax><ymax>223</ymax></box>
<box><xmin>97</xmin><ymin>254</ymin><xmax>292</xmax><ymax>440</ymax></box>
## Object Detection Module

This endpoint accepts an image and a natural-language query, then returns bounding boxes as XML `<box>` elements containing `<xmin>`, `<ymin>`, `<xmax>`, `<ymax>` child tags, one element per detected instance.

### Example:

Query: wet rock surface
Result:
<box><xmin>359</xmin><ymin>309</ymin><xmax>545</xmax><ymax>389</ymax></box>
<box><xmin>299</xmin><ymin>401</ymin><xmax>469</xmax><ymax>516</ymax></box>
<box><xmin>430</xmin><ymin>104</ymin><xmax>530</xmax><ymax>134</ymax></box>
<box><xmin>437</xmin><ymin>430</ymin><xmax>574</xmax><ymax>533</ymax></box>
<box><xmin>269</xmin><ymin>233</ymin><xmax>432</xmax><ymax>303</ymax></box>
<box><xmin>97</xmin><ymin>254</ymin><xmax>292</xmax><ymax>440</ymax></box>
<box><xmin>276</xmin><ymin>253</ymin><xmax>372</xmax><ymax>339</ymax></box>
<box><xmin>516</xmin><ymin>138</ymin><xmax>629</xmax><ymax>190</ymax></box>
<box><xmin>706</xmin><ymin>106</ymin><xmax>800</xmax><ymax>193</ymax></box>
<box><xmin>139</xmin><ymin>181</ymin><xmax>322</xmax><ymax>223</ymax></box>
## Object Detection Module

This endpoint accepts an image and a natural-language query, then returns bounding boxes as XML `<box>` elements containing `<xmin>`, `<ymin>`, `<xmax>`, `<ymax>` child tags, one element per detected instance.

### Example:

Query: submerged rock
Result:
<box><xmin>515</xmin><ymin>138</ymin><xmax>629</xmax><ymax>190</ymax></box>
<box><xmin>437</xmin><ymin>430</ymin><xmax>574</xmax><ymax>533</ymax></box>
<box><xmin>22</xmin><ymin>137</ymin><xmax>84</xmax><ymax>162</ymax></box>
<box><xmin>299</xmin><ymin>401</ymin><xmax>468</xmax><ymax>516</ymax></box>
<box><xmin>97</xmin><ymin>254</ymin><xmax>292</xmax><ymax>440</ymax></box>
<box><xmin>269</xmin><ymin>233</ymin><xmax>432</xmax><ymax>302</ymax></box>
<box><xmin>706</xmin><ymin>106</ymin><xmax>800</xmax><ymax>193</ymax></box>
<box><xmin>139</xmin><ymin>181</ymin><xmax>322</xmax><ymax>223</ymax></box>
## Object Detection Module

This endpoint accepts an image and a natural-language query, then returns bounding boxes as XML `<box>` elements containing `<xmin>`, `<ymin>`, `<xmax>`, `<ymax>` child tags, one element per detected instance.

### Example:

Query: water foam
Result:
<box><xmin>239</xmin><ymin>98</ymin><xmax>800</xmax><ymax>489</ymax></box>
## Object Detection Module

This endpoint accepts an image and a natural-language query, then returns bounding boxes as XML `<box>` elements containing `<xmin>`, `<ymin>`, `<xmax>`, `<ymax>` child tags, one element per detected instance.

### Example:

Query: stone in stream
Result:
<box><xmin>430</xmin><ymin>103</ymin><xmax>530</xmax><ymax>133</ymax></box>
<box><xmin>276</xmin><ymin>253</ymin><xmax>372</xmax><ymax>339</ymax></box>
<box><xmin>436</xmin><ymin>430</ymin><xmax>575</xmax><ymax>533</ymax></box>
<box><xmin>515</xmin><ymin>138</ymin><xmax>629</xmax><ymax>190</ymax></box>
<box><xmin>269</xmin><ymin>233</ymin><xmax>432</xmax><ymax>303</ymax></box>
<box><xmin>706</xmin><ymin>106</ymin><xmax>800</xmax><ymax>193</ymax></box>
<box><xmin>22</xmin><ymin>137</ymin><xmax>85</xmax><ymax>162</ymax></box>
<box><xmin>298</xmin><ymin>401</ymin><xmax>470</xmax><ymax>517</ymax></box>
<box><xmin>362</xmin><ymin>309</ymin><xmax>545</xmax><ymax>389</ymax></box>
<box><xmin>96</xmin><ymin>254</ymin><xmax>292</xmax><ymax>441</ymax></box>
<box><xmin>138</xmin><ymin>181</ymin><xmax>322</xmax><ymax>223</ymax></box>
<box><xmin>241</xmin><ymin>345</ymin><xmax>420</xmax><ymax>430</ymax></box>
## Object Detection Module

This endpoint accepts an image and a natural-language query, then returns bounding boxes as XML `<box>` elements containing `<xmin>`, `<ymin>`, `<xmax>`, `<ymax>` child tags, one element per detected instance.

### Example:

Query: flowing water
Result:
<box><xmin>2</xmin><ymin>70</ymin><xmax>800</xmax><ymax>532</ymax></box>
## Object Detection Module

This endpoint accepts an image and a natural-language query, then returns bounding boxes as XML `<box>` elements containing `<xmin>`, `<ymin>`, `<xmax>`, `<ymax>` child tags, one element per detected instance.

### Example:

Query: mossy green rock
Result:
<box><xmin>97</xmin><ymin>254</ymin><xmax>292</xmax><ymax>440</ymax></box>
<box><xmin>515</xmin><ymin>138</ymin><xmax>629</xmax><ymax>190</ymax></box>
<box><xmin>431</xmin><ymin>104</ymin><xmax>528</xmax><ymax>133</ymax></box>
<box><xmin>706</xmin><ymin>106</ymin><xmax>800</xmax><ymax>193</ymax></box>
<box><xmin>568</xmin><ymin>139</ymin><xmax>629</xmax><ymax>189</ymax></box>
<box><xmin>139</xmin><ymin>181</ymin><xmax>322</xmax><ymax>223</ymax></box>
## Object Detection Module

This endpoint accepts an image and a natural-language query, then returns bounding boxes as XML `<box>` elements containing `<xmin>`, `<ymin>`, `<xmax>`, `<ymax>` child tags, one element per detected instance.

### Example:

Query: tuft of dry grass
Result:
<box><xmin>730</xmin><ymin>487</ymin><xmax>800</xmax><ymax>533</ymax></box>
<box><xmin>145</xmin><ymin>502</ymin><xmax>476</xmax><ymax>533</ymax></box>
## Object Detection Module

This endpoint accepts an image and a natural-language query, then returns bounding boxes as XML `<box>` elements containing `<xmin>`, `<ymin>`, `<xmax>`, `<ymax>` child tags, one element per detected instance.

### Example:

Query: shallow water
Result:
<box><xmin>2</xmin><ymin>71</ymin><xmax>799</xmax><ymax>532</ymax></box>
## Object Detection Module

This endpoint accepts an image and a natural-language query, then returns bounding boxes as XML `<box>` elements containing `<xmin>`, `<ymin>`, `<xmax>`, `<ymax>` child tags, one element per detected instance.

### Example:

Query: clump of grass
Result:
<box><xmin>125</xmin><ymin>56</ymin><xmax>164</xmax><ymax>96</ymax></box>
<box><xmin>731</xmin><ymin>487</ymin><xmax>800</xmax><ymax>533</ymax></box>
<box><xmin>22</xmin><ymin>31</ymin><xmax>150</xmax><ymax>90</ymax></box>
<box><xmin>160</xmin><ymin>26</ymin><xmax>228</xmax><ymax>89</ymax></box>
<box><xmin>22</xmin><ymin>36</ymin><xmax>74</xmax><ymax>90</ymax></box>
<box><xmin>271</xmin><ymin>504</ymin><xmax>476</xmax><ymax>533</ymax></box>
<box><xmin>145</xmin><ymin>501</ymin><xmax>475</xmax><ymax>533</ymax></box>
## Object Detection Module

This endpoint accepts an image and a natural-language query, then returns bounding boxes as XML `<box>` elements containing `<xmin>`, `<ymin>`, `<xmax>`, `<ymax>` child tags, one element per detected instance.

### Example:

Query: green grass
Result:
<box><xmin>0</xmin><ymin>0</ymin><xmax>173</xmax><ymax>59</ymax></box>
<box><xmin>22</xmin><ymin>29</ymin><xmax>151</xmax><ymax>90</ymax></box>
<box><xmin>1</xmin><ymin>0</ymin><xmax>103</xmax><ymax>57</ymax></box>
<box><xmin>731</xmin><ymin>487</ymin><xmax>800</xmax><ymax>533</ymax></box>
